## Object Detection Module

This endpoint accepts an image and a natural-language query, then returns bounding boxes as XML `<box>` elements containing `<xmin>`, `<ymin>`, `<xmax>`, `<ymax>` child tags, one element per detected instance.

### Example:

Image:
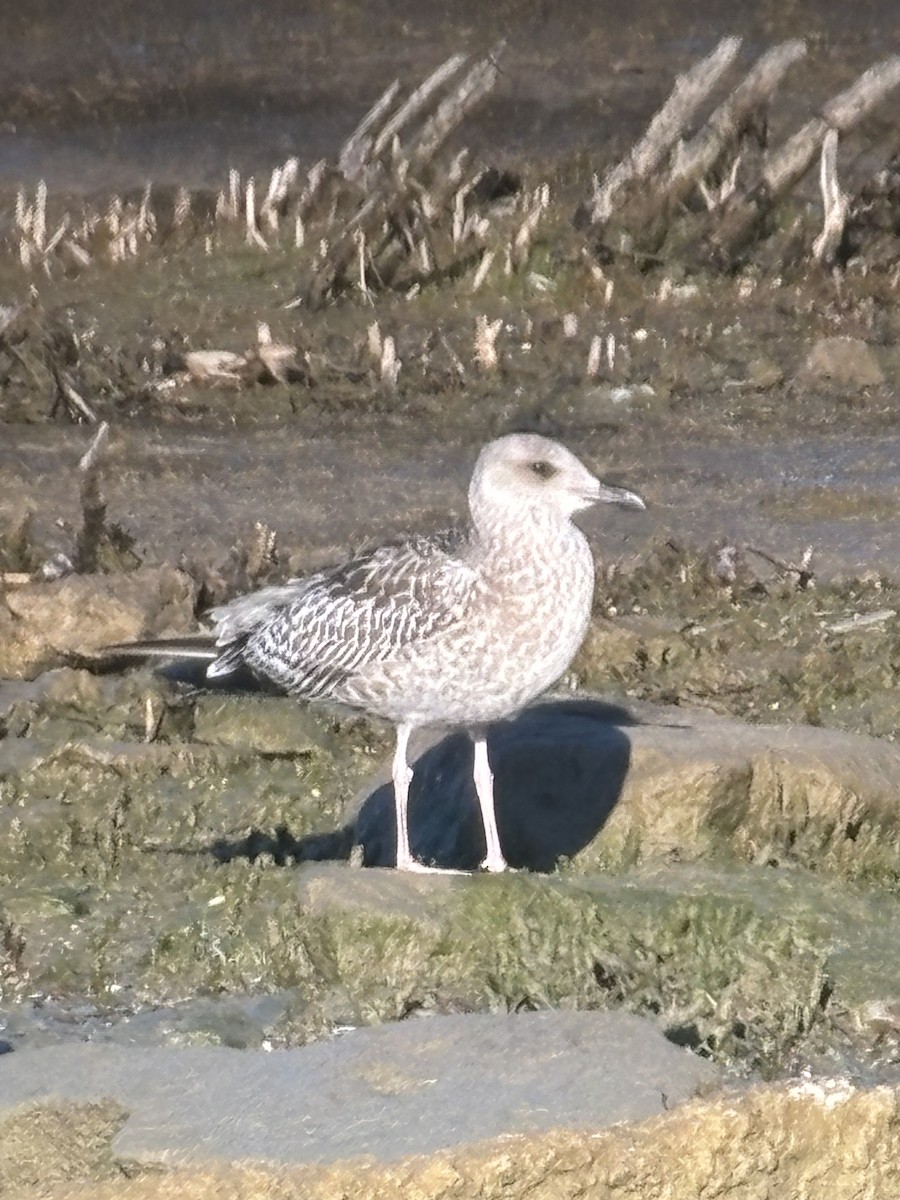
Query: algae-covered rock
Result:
<box><xmin>1</xmin><ymin>667</ymin><xmax>188</xmax><ymax>744</ymax></box>
<box><xmin>574</xmin><ymin>619</ymin><xmax>644</xmax><ymax>677</ymax></box>
<box><xmin>0</xmin><ymin>733</ymin><xmax>342</xmax><ymax>883</ymax></box>
<box><xmin>745</xmin><ymin>355</ymin><xmax>784</xmax><ymax>389</ymax></box>
<box><xmin>284</xmin><ymin>864</ymin><xmax>835</xmax><ymax>1071</ymax></box>
<box><xmin>0</xmin><ymin>500</ymin><xmax>37</xmax><ymax>573</ymax></box>
<box><xmin>0</xmin><ymin>566</ymin><xmax>197</xmax><ymax>678</ymax></box>
<box><xmin>0</xmin><ymin>839</ymin><xmax>897</xmax><ymax>1073</ymax></box>
<box><xmin>3</xmin><ymin>686</ymin><xmax>900</xmax><ymax>1079</ymax></box>
<box><xmin>193</xmin><ymin>694</ymin><xmax>334</xmax><ymax>755</ymax></box>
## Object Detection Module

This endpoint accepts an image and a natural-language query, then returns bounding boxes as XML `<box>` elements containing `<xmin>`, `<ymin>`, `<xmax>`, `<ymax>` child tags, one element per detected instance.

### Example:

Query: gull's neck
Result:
<box><xmin>469</xmin><ymin>495</ymin><xmax>575</xmax><ymax>557</ymax></box>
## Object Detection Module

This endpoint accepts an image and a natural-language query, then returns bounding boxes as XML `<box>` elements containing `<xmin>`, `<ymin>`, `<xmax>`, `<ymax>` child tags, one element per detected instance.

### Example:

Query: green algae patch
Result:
<box><xmin>0</xmin><ymin>674</ymin><xmax>387</xmax><ymax>886</ymax></box>
<box><xmin>0</xmin><ymin>735</ymin><xmax>338</xmax><ymax>882</ymax></box>
<box><xmin>191</xmin><ymin>694</ymin><xmax>336</xmax><ymax>755</ymax></box>
<box><xmin>0</xmin><ymin>841</ymin><xmax>898</xmax><ymax>1076</ymax></box>
<box><xmin>287</xmin><ymin>865</ymin><xmax>899</xmax><ymax>1075</ymax></box>
<box><xmin>444</xmin><ymin>872</ymin><xmax>830</xmax><ymax>1074</ymax></box>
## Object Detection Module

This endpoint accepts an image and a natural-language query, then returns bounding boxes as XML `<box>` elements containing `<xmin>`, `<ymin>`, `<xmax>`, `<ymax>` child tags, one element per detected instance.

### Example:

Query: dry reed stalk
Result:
<box><xmin>715</xmin><ymin>55</ymin><xmax>900</xmax><ymax>259</ymax></box>
<box><xmin>663</xmin><ymin>41</ymin><xmax>806</xmax><ymax>208</ymax></box>
<box><xmin>812</xmin><ymin>130</ymin><xmax>849</xmax><ymax>264</ymax></box>
<box><xmin>380</xmin><ymin>335</ymin><xmax>400</xmax><ymax>388</ymax></box>
<box><xmin>474</xmin><ymin>314</ymin><xmax>502</xmax><ymax>369</ymax></box>
<box><xmin>587</xmin><ymin>335</ymin><xmax>603</xmax><ymax>378</ymax></box>
<box><xmin>471</xmin><ymin>249</ymin><xmax>495</xmax><ymax>291</ymax></box>
<box><xmin>590</xmin><ymin>37</ymin><xmax>742</xmax><ymax>225</ymax></box>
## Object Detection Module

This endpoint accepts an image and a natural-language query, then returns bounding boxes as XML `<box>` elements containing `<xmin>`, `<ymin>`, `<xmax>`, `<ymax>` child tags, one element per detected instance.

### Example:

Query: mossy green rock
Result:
<box><xmin>0</xmin><ymin>567</ymin><xmax>197</xmax><ymax>679</ymax></box>
<box><xmin>3</xmin><ymin>683</ymin><xmax>900</xmax><ymax>1075</ymax></box>
<box><xmin>192</xmin><ymin>694</ymin><xmax>335</xmax><ymax>755</ymax></box>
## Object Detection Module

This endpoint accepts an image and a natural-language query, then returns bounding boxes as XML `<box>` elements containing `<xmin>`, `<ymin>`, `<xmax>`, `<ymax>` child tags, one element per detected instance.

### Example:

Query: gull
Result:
<box><xmin>107</xmin><ymin>434</ymin><xmax>644</xmax><ymax>873</ymax></box>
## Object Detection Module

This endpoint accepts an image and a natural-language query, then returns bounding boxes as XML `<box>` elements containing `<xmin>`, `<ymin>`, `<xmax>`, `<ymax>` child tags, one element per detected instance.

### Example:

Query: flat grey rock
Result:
<box><xmin>0</xmin><ymin>1010</ymin><xmax>718</xmax><ymax>1167</ymax></box>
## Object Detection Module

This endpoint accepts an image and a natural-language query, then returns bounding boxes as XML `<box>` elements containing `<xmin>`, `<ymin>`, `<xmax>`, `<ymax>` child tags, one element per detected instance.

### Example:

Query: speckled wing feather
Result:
<box><xmin>207</xmin><ymin>530</ymin><xmax>478</xmax><ymax>699</ymax></box>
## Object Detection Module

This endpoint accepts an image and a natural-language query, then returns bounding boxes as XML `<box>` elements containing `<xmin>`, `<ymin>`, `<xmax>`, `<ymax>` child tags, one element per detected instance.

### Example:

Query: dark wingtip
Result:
<box><xmin>100</xmin><ymin>638</ymin><xmax>218</xmax><ymax>660</ymax></box>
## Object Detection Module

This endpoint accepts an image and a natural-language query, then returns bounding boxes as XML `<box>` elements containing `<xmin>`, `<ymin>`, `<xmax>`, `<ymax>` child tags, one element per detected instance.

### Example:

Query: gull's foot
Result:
<box><xmin>479</xmin><ymin>855</ymin><xmax>510</xmax><ymax>873</ymax></box>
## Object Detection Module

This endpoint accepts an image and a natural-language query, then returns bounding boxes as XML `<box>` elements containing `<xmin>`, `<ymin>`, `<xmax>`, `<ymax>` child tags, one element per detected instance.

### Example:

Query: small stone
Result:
<box><xmin>746</xmin><ymin>357</ymin><xmax>784</xmax><ymax>389</ymax></box>
<box><xmin>571</xmin><ymin>384</ymin><xmax>656</xmax><ymax>426</ymax></box>
<box><xmin>798</xmin><ymin>337</ymin><xmax>885</xmax><ymax>389</ymax></box>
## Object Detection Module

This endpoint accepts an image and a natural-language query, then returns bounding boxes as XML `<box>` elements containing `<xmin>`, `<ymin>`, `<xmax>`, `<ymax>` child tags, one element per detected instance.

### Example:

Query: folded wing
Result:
<box><xmin>210</xmin><ymin>531</ymin><xmax>477</xmax><ymax>699</ymax></box>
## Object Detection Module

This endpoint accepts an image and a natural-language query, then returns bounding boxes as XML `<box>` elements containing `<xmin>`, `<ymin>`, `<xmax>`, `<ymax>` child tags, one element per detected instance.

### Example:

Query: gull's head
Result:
<box><xmin>469</xmin><ymin>433</ymin><xmax>645</xmax><ymax>526</ymax></box>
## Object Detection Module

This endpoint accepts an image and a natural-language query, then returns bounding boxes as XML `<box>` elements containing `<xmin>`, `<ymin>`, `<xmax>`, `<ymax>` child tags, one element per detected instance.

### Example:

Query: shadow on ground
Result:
<box><xmin>209</xmin><ymin>699</ymin><xmax>636</xmax><ymax>872</ymax></box>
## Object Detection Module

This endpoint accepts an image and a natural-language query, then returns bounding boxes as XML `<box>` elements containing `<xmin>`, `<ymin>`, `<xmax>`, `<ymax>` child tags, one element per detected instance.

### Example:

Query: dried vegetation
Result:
<box><xmin>2</xmin><ymin>40</ymin><xmax>900</xmax><ymax>426</ymax></box>
<box><xmin>9</xmin><ymin>41</ymin><xmax>900</xmax><ymax>286</ymax></box>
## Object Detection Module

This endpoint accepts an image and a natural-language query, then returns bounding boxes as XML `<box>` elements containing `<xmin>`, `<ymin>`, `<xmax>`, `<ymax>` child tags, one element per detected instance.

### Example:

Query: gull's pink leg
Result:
<box><xmin>471</xmin><ymin>731</ymin><xmax>508</xmax><ymax>872</ymax></box>
<box><xmin>392</xmin><ymin>723</ymin><xmax>466</xmax><ymax>874</ymax></box>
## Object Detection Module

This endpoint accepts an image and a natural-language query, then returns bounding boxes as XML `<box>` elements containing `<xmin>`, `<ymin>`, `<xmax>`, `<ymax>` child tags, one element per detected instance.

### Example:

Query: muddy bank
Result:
<box><xmin>6</xmin><ymin>423</ymin><xmax>900</xmax><ymax>591</ymax></box>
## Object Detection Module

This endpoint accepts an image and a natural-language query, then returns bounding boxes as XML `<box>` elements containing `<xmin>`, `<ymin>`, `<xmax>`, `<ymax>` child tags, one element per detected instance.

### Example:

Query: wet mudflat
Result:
<box><xmin>6</xmin><ymin>424</ymin><xmax>900</xmax><ymax>584</ymax></box>
<box><xmin>2</xmin><ymin>2</ymin><xmax>900</xmax><ymax>1194</ymax></box>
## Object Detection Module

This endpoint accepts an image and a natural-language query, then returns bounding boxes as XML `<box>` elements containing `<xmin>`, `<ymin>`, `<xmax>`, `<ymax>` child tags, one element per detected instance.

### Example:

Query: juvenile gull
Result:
<box><xmin>108</xmin><ymin>434</ymin><xmax>644</xmax><ymax>872</ymax></box>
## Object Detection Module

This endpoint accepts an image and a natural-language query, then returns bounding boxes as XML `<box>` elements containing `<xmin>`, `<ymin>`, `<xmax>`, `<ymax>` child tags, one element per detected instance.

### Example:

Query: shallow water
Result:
<box><xmin>3</xmin><ymin>0</ymin><xmax>898</xmax><ymax>192</ymax></box>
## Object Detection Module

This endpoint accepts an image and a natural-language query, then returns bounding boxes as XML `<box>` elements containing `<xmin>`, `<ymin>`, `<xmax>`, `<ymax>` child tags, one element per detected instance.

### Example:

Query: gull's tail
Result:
<box><xmin>102</xmin><ymin>635</ymin><xmax>270</xmax><ymax>693</ymax></box>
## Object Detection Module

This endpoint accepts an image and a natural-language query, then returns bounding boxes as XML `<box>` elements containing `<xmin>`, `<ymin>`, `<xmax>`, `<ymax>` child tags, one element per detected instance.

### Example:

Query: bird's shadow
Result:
<box><xmin>209</xmin><ymin>698</ymin><xmax>637</xmax><ymax>874</ymax></box>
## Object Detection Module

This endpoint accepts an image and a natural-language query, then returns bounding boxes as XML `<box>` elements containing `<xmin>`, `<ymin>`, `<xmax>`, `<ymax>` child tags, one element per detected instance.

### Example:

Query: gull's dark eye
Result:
<box><xmin>530</xmin><ymin>460</ymin><xmax>557</xmax><ymax>480</ymax></box>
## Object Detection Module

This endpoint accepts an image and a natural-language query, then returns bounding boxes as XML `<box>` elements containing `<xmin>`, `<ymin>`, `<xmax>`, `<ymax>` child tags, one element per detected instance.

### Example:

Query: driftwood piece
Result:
<box><xmin>746</xmin><ymin>544</ymin><xmax>815</xmax><ymax>590</ymax></box>
<box><xmin>589</xmin><ymin>36</ymin><xmax>742</xmax><ymax>226</ymax></box>
<box><xmin>767</xmin><ymin>57</ymin><xmax>900</xmax><ymax>194</ymax></box>
<box><xmin>53</xmin><ymin>369</ymin><xmax>96</xmax><ymax>423</ymax></box>
<box><xmin>826</xmin><ymin>609</ymin><xmax>896</xmax><ymax>634</ymax></box>
<box><xmin>714</xmin><ymin>55</ymin><xmax>900</xmax><ymax>261</ymax></box>
<box><xmin>337</xmin><ymin>56</ymin><xmax>474</xmax><ymax>186</ymax></box>
<box><xmin>372</xmin><ymin>55</ymin><xmax>469</xmax><ymax>161</ymax></box>
<box><xmin>338</xmin><ymin>80</ymin><xmax>403</xmax><ymax>182</ymax></box>
<box><xmin>663</xmin><ymin>40</ymin><xmax>806</xmax><ymax>206</ymax></box>
<box><xmin>408</xmin><ymin>48</ymin><xmax>502</xmax><ymax>165</ymax></box>
<box><xmin>304</xmin><ymin>47</ymin><xmax>503</xmax><ymax>306</ymax></box>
